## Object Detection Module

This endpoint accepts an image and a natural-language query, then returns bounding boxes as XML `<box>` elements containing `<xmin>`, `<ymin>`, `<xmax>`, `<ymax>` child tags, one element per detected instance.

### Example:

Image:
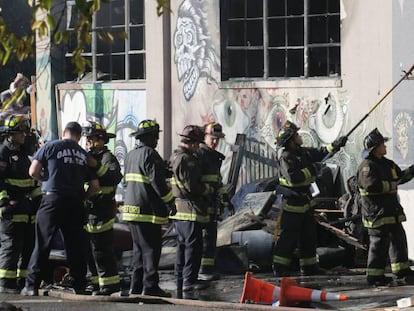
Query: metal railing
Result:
<box><xmin>227</xmin><ymin>134</ymin><xmax>278</xmax><ymax>197</ymax></box>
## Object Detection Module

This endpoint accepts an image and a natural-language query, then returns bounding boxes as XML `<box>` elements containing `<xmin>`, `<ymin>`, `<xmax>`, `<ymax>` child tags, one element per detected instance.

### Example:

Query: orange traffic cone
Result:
<box><xmin>240</xmin><ymin>272</ymin><xmax>348</xmax><ymax>306</ymax></box>
<box><xmin>240</xmin><ymin>272</ymin><xmax>280</xmax><ymax>304</ymax></box>
<box><xmin>279</xmin><ymin>276</ymin><xmax>347</xmax><ymax>306</ymax></box>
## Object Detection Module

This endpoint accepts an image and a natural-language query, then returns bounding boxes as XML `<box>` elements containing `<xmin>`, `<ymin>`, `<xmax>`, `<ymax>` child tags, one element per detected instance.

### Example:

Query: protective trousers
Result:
<box><xmin>0</xmin><ymin>220</ymin><xmax>34</xmax><ymax>289</ymax></box>
<box><xmin>367</xmin><ymin>223</ymin><xmax>410</xmax><ymax>279</ymax></box>
<box><xmin>273</xmin><ymin>210</ymin><xmax>317</xmax><ymax>271</ymax></box>
<box><xmin>174</xmin><ymin>220</ymin><xmax>203</xmax><ymax>288</ymax></box>
<box><xmin>128</xmin><ymin>222</ymin><xmax>162</xmax><ymax>294</ymax></box>
<box><xmin>26</xmin><ymin>193</ymin><xmax>87</xmax><ymax>291</ymax></box>
<box><xmin>200</xmin><ymin>220</ymin><xmax>217</xmax><ymax>274</ymax></box>
<box><xmin>87</xmin><ymin>229</ymin><xmax>120</xmax><ymax>290</ymax></box>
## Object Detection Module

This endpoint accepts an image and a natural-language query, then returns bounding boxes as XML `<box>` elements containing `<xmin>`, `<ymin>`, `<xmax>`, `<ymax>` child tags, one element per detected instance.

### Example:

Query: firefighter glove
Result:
<box><xmin>166</xmin><ymin>201</ymin><xmax>177</xmax><ymax>216</ymax></box>
<box><xmin>331</xmin><ymin>136</ymin><xmax>348</xmax><ymax>151</ymax></box>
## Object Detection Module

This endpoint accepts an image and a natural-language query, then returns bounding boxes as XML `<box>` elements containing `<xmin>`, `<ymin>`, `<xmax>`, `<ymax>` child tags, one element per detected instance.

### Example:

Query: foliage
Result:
<box><xmin>0</xmin><ymin>0</ymin><xmax>170</xmax><ymax>75</ymax></box>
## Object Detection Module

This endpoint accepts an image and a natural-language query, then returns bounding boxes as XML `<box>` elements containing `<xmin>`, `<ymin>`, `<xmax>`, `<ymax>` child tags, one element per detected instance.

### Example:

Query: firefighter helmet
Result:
<box><xmin>179</xmin><ymin>125</ymin><xmax>204</xmax><ymax>143</ymax></box>
<box><xmin>81</xmin><ymin>121</ymin><xmax>115</xmax><ymax>143</ymax></box>
<box><xmin>129</xmin><ymin>119</ymin><xmax>161</xmax><ymax>138</ymax></box>
<box><xmin>204</xmin><ymin>122</ymin><xmax>225</xmax><ymax>138</ymax></box>
<box><xmin>362</xmin><ymin>128</ymin><xmax>389</xmax><ymax>158</ymax></box>
<box><xmin>0</xmin><ymin>114</ymin><xmax>29</xmax><ymax>134</ymax></box>
<box><xmin>275</xmin><ymin>121</ymin><xmax>299</xmax><ymax>147</ymax></box>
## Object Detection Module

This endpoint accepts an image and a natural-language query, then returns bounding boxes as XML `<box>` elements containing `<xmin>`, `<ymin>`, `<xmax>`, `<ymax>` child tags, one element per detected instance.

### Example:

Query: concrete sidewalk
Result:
<box><xmin>1</xmin><ymin>269</ymin><xmax>411</xmax><ymax>310</ymax></box>
<box><xmin>156</xmin><ymin>269</ymin><xmax>414</xmax><ymax>310</ymax></box>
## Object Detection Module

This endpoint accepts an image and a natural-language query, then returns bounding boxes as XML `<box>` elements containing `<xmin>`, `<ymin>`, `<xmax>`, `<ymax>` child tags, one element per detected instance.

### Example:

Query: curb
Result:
<box><xmin>46</xmin><ymin>289</ymin><xmax>323</xmax><ymax>310</ymax></box>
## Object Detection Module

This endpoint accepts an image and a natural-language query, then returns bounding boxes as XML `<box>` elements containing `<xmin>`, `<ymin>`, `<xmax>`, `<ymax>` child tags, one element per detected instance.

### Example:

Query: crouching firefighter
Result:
<box><xmin>82</xmin><ymin>121</ymin><xmax>123</xmax><ymax>295</ymax></box>
<box><xmin>0</xmin><ymin>115</ymin><xmax>41</xmax><ymax>293</ymax></box>
<box><xmin>272</xmin><ymin>120</ymin><xmax>347</xmax><ymax>277</ymax></box>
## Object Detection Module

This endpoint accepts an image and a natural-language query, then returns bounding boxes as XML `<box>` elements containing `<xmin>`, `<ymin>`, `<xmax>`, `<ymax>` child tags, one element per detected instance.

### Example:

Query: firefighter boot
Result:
<box><xmin>92</xmin><ymin>285</ymin><xmax>120</xmax><ymax>296</ymax></box>
<box><xmin>272</xmin><ymin>263</ymin><xmax>296</xmax><ymax>277</ymax></box>
<box><xmin>367</xmin><ymin>275</ymin><xmax>393</xmax><ymax>287</ymax></box>
<box><xmin>300</xmin><ymin>264</ymin><xmax>327</xmax><ymax>276</ymax></box>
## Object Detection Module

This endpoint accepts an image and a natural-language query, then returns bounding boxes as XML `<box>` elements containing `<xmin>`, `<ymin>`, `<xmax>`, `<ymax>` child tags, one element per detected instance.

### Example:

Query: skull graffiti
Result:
<box><xmin>173</xmin><ymin>0</ymin><xmax>219</xmax><ymax>101</ymax></box>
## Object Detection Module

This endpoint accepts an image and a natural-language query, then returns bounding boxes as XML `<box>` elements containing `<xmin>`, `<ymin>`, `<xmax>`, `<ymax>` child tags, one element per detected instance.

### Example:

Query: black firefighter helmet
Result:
<box><xmin>129</xmin><ymin>119</ymin><xmax>161</xmax><ymax>139</ymax></box>
<box><xmin>81</xmin><ymin>120</ymin><xmax>116</xmax><ymax>143</ymax></box>
<box><xmin>274</xmin><ymin>120</ymin><xmax>300</xmax><ymax>148</ymax></box>
<box><xmin>0</xmin><ymin>114</ymin><xmax>30</xmax><ymax>135</ymax></box>
<box><xmin>204</xmin><ymin>122</ymin><xmax>225</xmax><ymax>138</ymax></box>
<box><xmin>362</xmin><ymin>128</ymin><xmax>390</xmax><ymax>159</ymax></box>
<box><xmin>179</xmin><ymin>125</ymin><xmax>204</xmax><ymax>143</ymax></box>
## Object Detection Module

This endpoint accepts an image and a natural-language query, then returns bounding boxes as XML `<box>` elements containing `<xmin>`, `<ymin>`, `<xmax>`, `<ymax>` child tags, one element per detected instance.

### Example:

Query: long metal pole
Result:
<box><xmin>345</xmin><ymin>64</ymin><xmax>414</xmax><ymax>138</ymax></box>
<box><xmin>323</xmin><ymin>64</ymin><xmax>414</xmax><ymax>162</ymax></box>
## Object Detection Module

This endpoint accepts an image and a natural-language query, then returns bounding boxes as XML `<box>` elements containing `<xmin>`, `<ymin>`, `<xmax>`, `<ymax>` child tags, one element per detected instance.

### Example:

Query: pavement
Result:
<box><xmin>0</xmin><ymin>268</ymin><xmax>413</xmax><ymax>311</ymax></box>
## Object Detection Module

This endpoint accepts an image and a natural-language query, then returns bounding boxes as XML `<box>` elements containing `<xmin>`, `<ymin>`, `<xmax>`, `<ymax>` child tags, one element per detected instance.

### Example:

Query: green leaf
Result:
<box><xmin>156</xmin><ymin>0</ymin><xmax>171</xmax><ymax>16</ymax></box>
<box><xmin>40</xmin><ymin>0</ymin><xmax>52</xmax><ymax>10</ymax></box>
<box><xmin>46</xmin><ymin>14</ymin><xmax>55</xmax><ymax>30</ymax></box>
<box><xmin>2</xmin><ymin>45</ymin><xmax>10</xmax><ymax>65</ymax></box>
<box><xmin>54</xmin><ymin>31</ymin><xmax>63</xmax><ymax>44</ymax></box>
<box><xmin>31</xmin><ymin>20</ymin><xmax>43</xmax><ymax>31</ymax></box>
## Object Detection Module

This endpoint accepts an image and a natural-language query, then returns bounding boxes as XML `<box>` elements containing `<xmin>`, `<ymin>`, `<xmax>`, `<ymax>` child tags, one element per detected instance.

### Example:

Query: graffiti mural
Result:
<box><xmin>173</xmin><ymin>0</ymin><xmax>219</xmax><ymax>101</ymax></box>
<box><xmin>394</xmin><ymin>111</ymin><xmax>413</xmax><ymax>160</ymax></box>
<box><xmin>170</xmin><ymin>1</ymin><xmax>364</xmax><ymax>184</ymax></box>
<box><xmin>57</xmin><ymin>86</ymin><xmax>147</xmax><ymax>199</ymax></box>
<box><xmin>36</xmin><ymin>55</ymin><xmax>55</xmax><ymax>141</ymax></box>
<box><xmin>208</xmin><ymin>86</ymin><xmax>359</xmax><ymax>183</ymax></box>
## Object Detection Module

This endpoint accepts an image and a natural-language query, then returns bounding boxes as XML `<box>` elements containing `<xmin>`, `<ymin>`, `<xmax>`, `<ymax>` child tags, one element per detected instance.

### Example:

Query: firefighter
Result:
<box><xmin>81</xmin><ymin>121</ymin><xmax>123</xmax><ymax>295</ymax></box>
<box><xmin>272</xmin><ymin>120</ymin><xmax>347</xmax><ymax>276</ymax></box>
<box><xmin>357</xmin><ymin>128</ymin><xmax>414</xmax><ymax>286</ymax></box>
<box><xmin>121</xmin><ymin>119</ymin><xmax>173</xmax><ymax>297</ymax></box>
<box><xmin>0</xmin><ymin>114</ymin><xmax>41</xmax><ymax>293</ymax></box>
<box><xmin>198</xmin><ymin>122</ymin><xmax>234</xmax><ymax>281</ymax></box>
<box><xmin>169</xmin><ymin>125</ymin><xmax>212</xmax><ymax>292</ymax></box>
<box><xmin>22</xmin><ymin>122</ymin><xmax>99</xmax><ymax>296</ymax></box>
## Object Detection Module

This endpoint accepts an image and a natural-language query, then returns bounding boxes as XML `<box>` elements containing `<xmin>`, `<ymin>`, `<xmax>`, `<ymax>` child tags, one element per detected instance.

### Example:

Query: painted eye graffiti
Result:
<box><xmin>213</xmin><ymin>97</ymin><xmax>249</xmax><ymax>145</ymax></box>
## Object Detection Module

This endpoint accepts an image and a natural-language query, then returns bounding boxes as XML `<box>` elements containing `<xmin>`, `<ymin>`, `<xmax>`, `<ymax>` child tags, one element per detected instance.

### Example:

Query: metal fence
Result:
<box><xmin>227</xmin><ymin>134</ymin><xmax>279</xmax><ymax>197</ymax></box>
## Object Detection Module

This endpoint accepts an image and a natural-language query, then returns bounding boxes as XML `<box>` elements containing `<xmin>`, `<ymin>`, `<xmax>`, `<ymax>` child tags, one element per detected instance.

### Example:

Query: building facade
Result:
<box><xmin>35</xmin><ymin>1</ymin><xmax>414</xmax><ymax>253</ymax></box>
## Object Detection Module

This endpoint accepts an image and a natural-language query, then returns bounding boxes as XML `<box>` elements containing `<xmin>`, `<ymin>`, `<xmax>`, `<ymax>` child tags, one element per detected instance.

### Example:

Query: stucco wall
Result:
<box><xmin>37</xmin><ymin>0</ymin><xmax>414</xmax><ymax>257</ymax></box>
<box><xmin>169</xmin><ymin>0</ymin><xmax>414</xmax><ymax>259</ymax></box>
<box><xmin>169</xmin><ymin>0</ymin><xmax>395</xmax><ymax>181</ymax></box>
<box><xmin>392</xmin><ymin>0</ymin><xmax>414</xmax><ymax>260</ymax></box>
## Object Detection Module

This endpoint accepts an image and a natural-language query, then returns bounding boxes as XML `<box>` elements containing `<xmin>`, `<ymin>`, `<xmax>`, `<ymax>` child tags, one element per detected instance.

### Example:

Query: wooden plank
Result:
<box><xmin>47</xmin><ymin>289</ymin><xmax>169</xmax><ymax>303</ymax></box>
<box><xmin>315</xmin><ymin>215</ymin><xmax>367</xmax><ymax>250</ymax></box>
<box><xmin>226</xmin><ymin>134</ymin><xmax>246</xmax><ymax>198</ymax></box>
<box><xmin>48</xmin><ymin>289</ymin><xmax>313</xmax><ymax>310</ymax></box>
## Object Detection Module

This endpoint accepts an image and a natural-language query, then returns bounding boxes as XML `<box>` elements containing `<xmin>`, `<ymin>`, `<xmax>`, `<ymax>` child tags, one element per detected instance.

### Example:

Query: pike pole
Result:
<box><xmin>323</xmin><ymin>64</ymin><xmax>414</xmax><ymax>162</ymax></box>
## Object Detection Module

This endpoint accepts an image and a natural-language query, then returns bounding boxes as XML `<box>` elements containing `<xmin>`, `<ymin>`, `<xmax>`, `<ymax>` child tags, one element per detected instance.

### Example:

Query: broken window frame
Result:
<box><xmin>65</xmin><ymin>0</ymin><xmax>146</xmax><ymax>82</ymax></box>
<box><xmin>220</xmin><ymin>0</ymin><xmax>341</xmax><ymax>80</ymax></box>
